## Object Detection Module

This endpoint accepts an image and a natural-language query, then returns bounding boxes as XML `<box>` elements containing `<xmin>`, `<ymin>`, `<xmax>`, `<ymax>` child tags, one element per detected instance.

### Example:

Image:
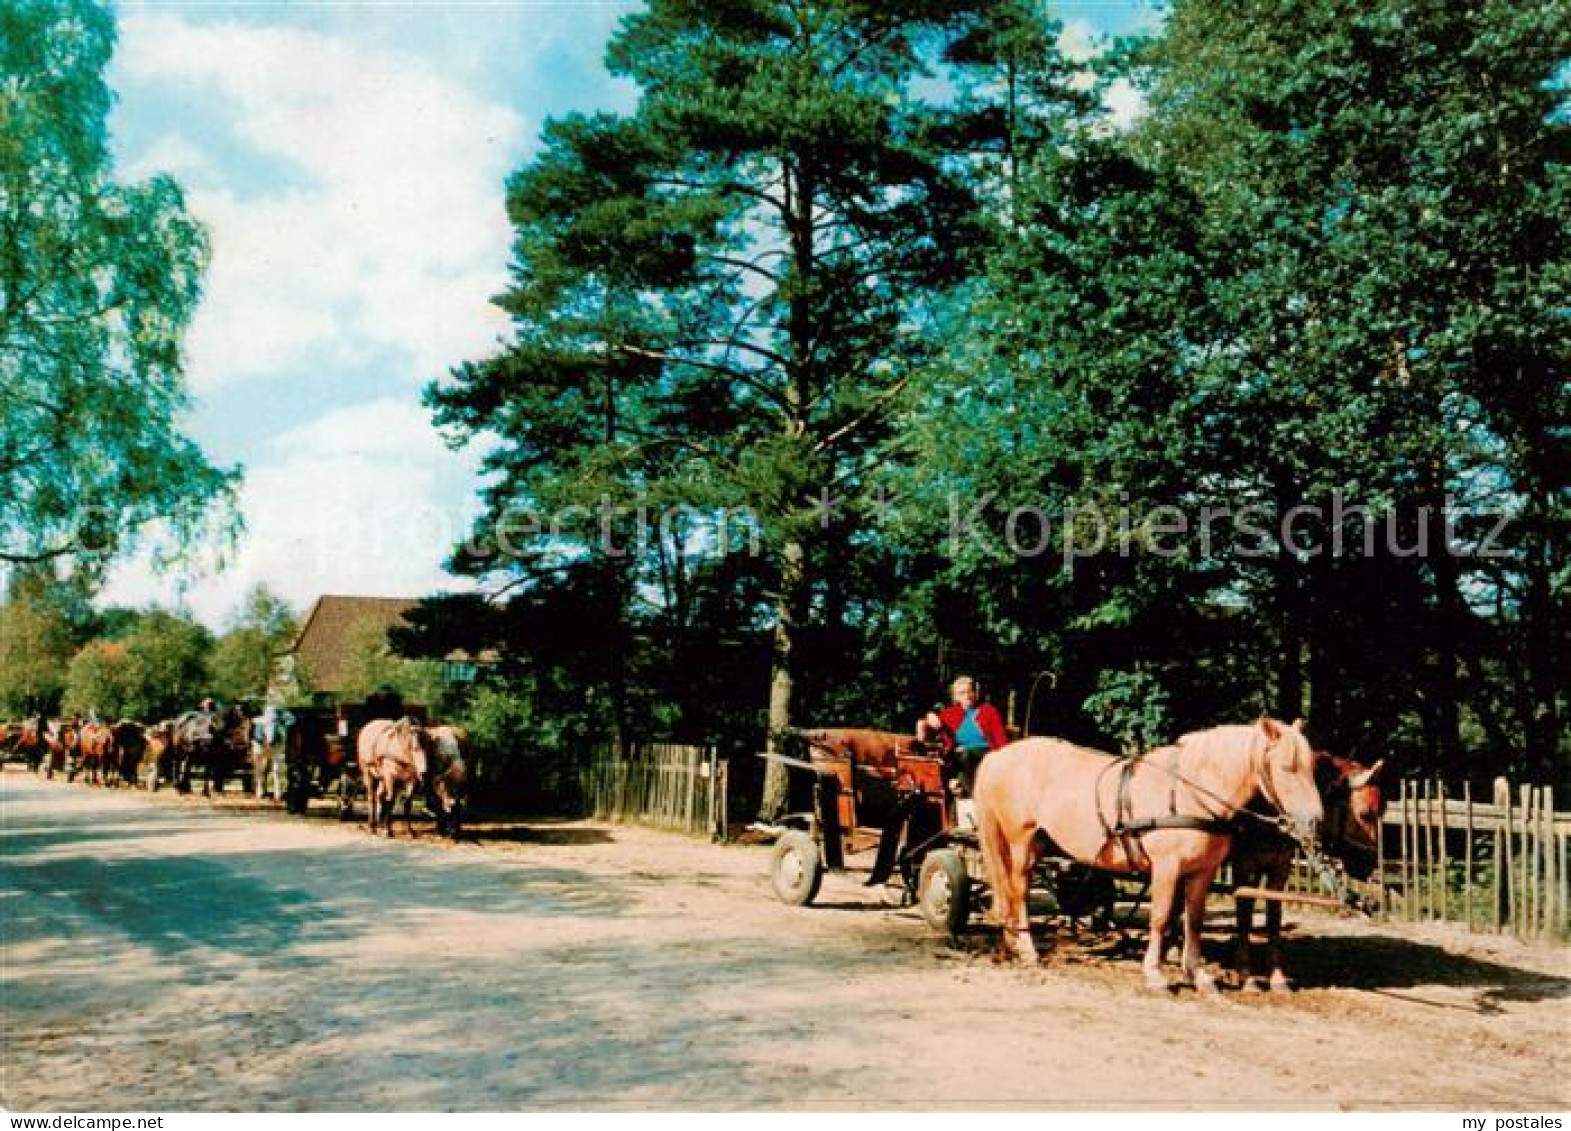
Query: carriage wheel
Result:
<box><xmin>918</xmin><ymin>849</ymin><xmax>973</xmax><ymax>936</ymax></box>
<box><xmin>771</xmin><ymin>831</ymin><xmax>823</xmax><ymax>906</ymax></box>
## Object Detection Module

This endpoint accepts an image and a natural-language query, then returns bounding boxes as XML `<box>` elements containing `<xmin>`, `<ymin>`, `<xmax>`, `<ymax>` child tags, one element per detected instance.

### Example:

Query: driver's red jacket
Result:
<box><xmin>936</xmin><ymin>702</ymin><xmax>1010</xmax><ymax>752</ymax></box>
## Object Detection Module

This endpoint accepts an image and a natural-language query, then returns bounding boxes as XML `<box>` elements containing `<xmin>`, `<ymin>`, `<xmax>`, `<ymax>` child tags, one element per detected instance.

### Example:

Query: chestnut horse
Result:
<box><xmin>76</xmin><ymin>721</ymin><xmax>116</xmax><ymax>786</ymax></box>
<box><xmin>44</xmin><ymin>720</ymin><xmax>79</xmax><ymax>779</ymax></box>
<box><xmin>974</xmin><ymin>718</ymin><xmax>1323</xmax><ymax>994</ymax></box>
<box><xmin>358</xmin><ymin>717</ymin><xmax>430</xmax><ymax>837</ymax></box>
<box><xmin>1229</xmin><ymin>752</ymin><xmax>1387</xmax><ymax>991</ymax></box>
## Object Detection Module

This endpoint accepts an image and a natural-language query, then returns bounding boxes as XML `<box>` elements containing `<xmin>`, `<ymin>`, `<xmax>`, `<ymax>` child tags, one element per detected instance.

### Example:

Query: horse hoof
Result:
<box><xmin>1193</xmin><ymin>970</ymin><xmax>1221</xmax><ymax>996</ymax></box>
<box><xmin>1241</xmin><ymin>976</ymin><xmax>1266</xmax><ymax>994</ymax></box>
<box><xmin>1144</xmin><ymin>971</ymin><xmax>1172</xmax><ymax>994</ymax></box>
<box><xmin>1269</xmin><ymin>974</ymin><xmax>1293</xmax><ymax>994</ymax></box>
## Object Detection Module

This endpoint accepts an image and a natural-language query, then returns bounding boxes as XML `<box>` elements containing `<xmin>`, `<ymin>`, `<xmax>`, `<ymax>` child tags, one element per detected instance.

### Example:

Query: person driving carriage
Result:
<box><xmin>916</xmin><ymin>675</ymin><xmax>1009</xmax><ymax>793</ymax></box>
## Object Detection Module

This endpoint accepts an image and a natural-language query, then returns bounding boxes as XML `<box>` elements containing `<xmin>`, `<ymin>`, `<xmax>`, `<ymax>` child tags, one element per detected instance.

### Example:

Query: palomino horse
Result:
<box><xmin>423</xmin><ymin>725</ymin><xmax>468</xmax><ymax>838</ymax></box>
<box><xmin>974</xmin><ymin>718</ymin><xmax>1323</xmax><ymax>994</ymax></box>
<box><xmin>1229</xmin><ymin>752</ymin><xmax>1386</xmax><ymax>992</ymax></box>
<box><xmin>358</xmin><ymin>718</ymin><xmax>430</xmax><ymax>837</ymax></box>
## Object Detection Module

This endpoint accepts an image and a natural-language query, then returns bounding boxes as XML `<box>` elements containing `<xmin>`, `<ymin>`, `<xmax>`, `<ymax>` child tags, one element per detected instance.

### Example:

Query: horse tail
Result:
<box><xmin>974</xmin><ymin>776</ymin><xmax>1012</xmax><ymax>932</ymax></box>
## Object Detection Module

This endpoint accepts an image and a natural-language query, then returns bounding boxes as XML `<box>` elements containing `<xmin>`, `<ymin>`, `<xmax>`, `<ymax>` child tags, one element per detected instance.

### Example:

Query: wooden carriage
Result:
<box><xmin>760</xmin><ymin>729</ymin><xmax>985</xmax><ymax>935</ymax></box>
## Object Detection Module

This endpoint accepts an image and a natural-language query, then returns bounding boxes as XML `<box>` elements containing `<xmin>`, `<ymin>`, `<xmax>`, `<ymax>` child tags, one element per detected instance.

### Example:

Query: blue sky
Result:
<box><xmin>100</xmin><ymin>0</ymin><xmax>1163</xmax><ymax>628</ymax></box>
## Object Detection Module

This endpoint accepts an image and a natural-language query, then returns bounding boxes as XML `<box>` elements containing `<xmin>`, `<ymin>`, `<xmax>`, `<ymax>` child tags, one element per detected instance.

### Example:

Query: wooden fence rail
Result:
<box><xmin>1361</xmin><ymin>775</ymin><xmax>1568</xmax><ymax>943</ymax></box>
<box><xmin>578</xmin><ymin>742</ymin><xmax>727</xmax><ymax>840</ymax></box>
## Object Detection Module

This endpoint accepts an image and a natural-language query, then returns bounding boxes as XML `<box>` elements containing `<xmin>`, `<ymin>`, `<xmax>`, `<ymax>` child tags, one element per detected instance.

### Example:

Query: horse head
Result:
<box><xmin>392</xmin><ymin>717</ymin><xmax>430</xmax><ymax>781</ymax></box>
<box><xmin>1256</xmin><ymin>717</ymin><xmax>1323</xmax><ymax>839</ymax></box>
<box><xmin>1317</xmin><ymin>753</ymin><xmax>1389</xmax><ymax>877</ymax></box>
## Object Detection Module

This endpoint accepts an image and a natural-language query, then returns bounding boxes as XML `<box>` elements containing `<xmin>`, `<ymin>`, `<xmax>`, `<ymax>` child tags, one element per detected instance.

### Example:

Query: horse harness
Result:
<box><xmin>1098</xmin><ymin>747</ymin><xmax>1237</xmax><ymax>869</ymax></box>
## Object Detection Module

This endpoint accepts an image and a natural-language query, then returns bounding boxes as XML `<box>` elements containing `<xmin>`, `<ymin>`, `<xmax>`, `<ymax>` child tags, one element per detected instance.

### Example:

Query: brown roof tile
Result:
<box><xmin>289</xmin><ymin>596</ymin><xmax>416</xmax><ymax>694</ymax></box>
<box><xmin>287</xmin><ymin>595</ymin><xmax>499</xmax><ymax>694</ymax></box>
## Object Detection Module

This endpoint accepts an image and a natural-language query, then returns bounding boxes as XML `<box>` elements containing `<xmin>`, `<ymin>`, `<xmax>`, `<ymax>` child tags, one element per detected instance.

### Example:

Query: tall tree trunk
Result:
<box><xmin>1427</xmin><ymin>465</ymin><xmax>1463</xmax><ymax>778</ymax></box>
<box><xmin>759</xmin><ymin>147</ymin><xmax>818</xmax><ymax>821</ymax></box>
<box><xmin>760</xmin><ymin>537</ymin><xmax>806</xmax><ymax>819</ymax></box>
<box><xmin>1521</xmin><ymin>485</ymin><xmax>1561</xmax><ymax>781</ymax></box>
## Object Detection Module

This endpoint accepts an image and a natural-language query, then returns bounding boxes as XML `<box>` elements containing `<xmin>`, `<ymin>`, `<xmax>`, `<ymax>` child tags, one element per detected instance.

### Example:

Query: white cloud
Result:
<box><xmin>1053</xmin><ymin>20</ymin><xmax>1149</xmax><ymax>134</ymax></box>
<box><xmin>99</xmin><ymin>399</ymin><xmax>483</xmax><ymax>628</ymax></box>
<box><xmin>116</xmin><ymin>13</ymin><xmax>523</xmax><ymax>391</ymax></box>
<box><xmin>1058</xmin><ymin>20</ymin><xmax>1100</xmax><ymax>64</ymax></box>
<box><xmin>1104</xmin><ymin>79</ymin><xmax>1148</xmax><ymax>131</ymax></box>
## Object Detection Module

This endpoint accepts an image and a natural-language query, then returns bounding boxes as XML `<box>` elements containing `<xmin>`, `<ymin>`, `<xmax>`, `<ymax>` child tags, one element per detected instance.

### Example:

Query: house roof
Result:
<box><xmin>289</xmin><ymin>596</ymin><xmax>418</xmax><ymax>694</ymax></box>
<box><xmin>286</xmin><ymin>594</ymin><xmax>499</xmax><ymax>695</ymax></box>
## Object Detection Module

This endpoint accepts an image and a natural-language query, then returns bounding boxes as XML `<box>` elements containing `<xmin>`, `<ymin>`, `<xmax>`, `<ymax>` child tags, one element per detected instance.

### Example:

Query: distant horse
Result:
<box><xmin>171</xmin><ymin>710</ymin><xmax>219</xmax><ymax>794</ymax></box>
<box><xmin>358</xmin><ymin>717</ymin><xmax>431</xmax><ymax>837</ymax></box>
<box><xmin>76</xmin><ymin>721</ymin><xmax>116</xmax><ymax>786</ymax></box>
<box><xmin>1228</xmin><ymin>752</ymin><xmax>1387</xmax><ymax>992</ymax></box>
<box><xmin>171</xmin><ymin>706</ymin><xmax>251</xmax><ymax>796</ymax></box>
<box><xmin>141</xmin><ymin>722</ymin><xmax>176</xmax><ymax>790</ymax></box>
<box><xmin>110</xmin><ymin>721</ymin><xmax>147</xmax><ymax>787</ymax></box>
<box><xmin>423</xmin><ymin>724</ymin><xmax>469</xmax><ymax>838</ymax></box>
<box><xmin>974</xmin><ymin>718</ymin><xmax>1323</xmax><ymax>994</ymax></box>
<box><xmin>44</xmin><ymin>720</ymin><xmax>79</xmax><ymax>780</ymax></box>
<box><xmin>14</xmin><ymin>720</ymin><xmax>48</xmax><ymax>772</ymax></box>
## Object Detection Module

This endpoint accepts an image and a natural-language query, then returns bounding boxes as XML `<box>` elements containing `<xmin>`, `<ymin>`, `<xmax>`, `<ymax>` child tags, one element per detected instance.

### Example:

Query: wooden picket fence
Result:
<box><xmin>578</xmin><ymin>742</ymin><xmax>728</xmax><ymax>839</ymax></box>
<box><xmin>1368</xmin><ymin>776</ymin><xmax>1569</xmax><ymax>942</ymax></box>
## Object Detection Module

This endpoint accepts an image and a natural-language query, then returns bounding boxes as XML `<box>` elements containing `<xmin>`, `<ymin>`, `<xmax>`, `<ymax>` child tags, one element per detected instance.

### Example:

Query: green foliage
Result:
<box><xmin>1083</xmin><ymin>669</ymin><xmax>1172</xmax><ymax>757</ymax></box>
<box><xmin>415</xmin><ymin>0</ymin><xmax>1565</xmax><ymax>792</ymax></box>
<box><xmin>0</xmin><ymin>0</ymin><xmax>237</xmax><ymax>570</ymax></box>
<box><xmin>433</xmin><ymin>1</ymin><xmax>1092</xmax><ymax>812</ymax></box>
<box><xmin>892</xmin><ymin>0</ymin><xmax>1568</xmax><ymax>775</ymax></box>
<box><xmin>0</xmin><ymin>569</ymin><xmax>79</xmax><ymax>714</ymax></box>
<box><xmin>207</xmin><ymin>585</ymin><xmax>296</xmax><ymax>703</ymax></box>
<box><xmin>61</xmin><ymin>638</ymin><xmax>132</xmax><ymax>719</ymax></box>
<box><xmin>117</xmin><ymin>610</ymin><xmax>212</xmax><ymax>722</ymax></box>
<box><xmin>336</xmin><ymin>620</ymin><xmax>446</xmax><ymax>710</ymax></box>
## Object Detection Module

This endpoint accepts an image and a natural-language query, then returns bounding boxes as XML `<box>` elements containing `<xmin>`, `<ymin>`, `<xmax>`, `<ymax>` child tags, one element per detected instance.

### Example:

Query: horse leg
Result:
<box><xmin>1003</xmin><ymin>833</ymin><xmax>1038</xmax><ymax>962</ymax></box>
<box><xmin>1181</xmin><ymin>869</ymin><xmax>1219</xmax><ymax>995</ymax></box>
<box><xmin>1234</xmin><ymin>890</ymin><xmax>1262</xmax><ymax>991</ymax></box>
<box><xmin>403</xmin><ymin>784</ymin><xmax>417</xmax><ymax>839</ymax></box>
<box><xmin>362</xmin><ymin>768</ymin><xmax>377</xmax><ymax>833</ymax></box>
<box><xmin>1143</xmin><ymin>859</ymin><xmax>1180</xmax><ymax>993</ymax></box>
<box><xmin>1264</xmin><ymin>855</ymin><xmax>1292</xmax><ymax>992</ymax></box>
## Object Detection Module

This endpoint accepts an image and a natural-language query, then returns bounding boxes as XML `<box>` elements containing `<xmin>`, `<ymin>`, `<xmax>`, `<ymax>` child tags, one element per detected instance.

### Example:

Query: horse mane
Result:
<box><xmin>1171</xmin><ymin>723</ymin><xmax>1267</xmax><ymax>782</ymax></box>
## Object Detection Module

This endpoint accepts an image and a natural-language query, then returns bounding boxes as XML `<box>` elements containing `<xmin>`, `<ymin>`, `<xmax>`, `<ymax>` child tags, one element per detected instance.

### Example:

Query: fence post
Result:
<box><xmin>1543</xmin><ymin>787</ymin><xmax>1557</xmax><ymax>938</ymax></box>
<box><xmin>1539</xmin><ymin>785</ymin><xmax>1552</xmax><ymax>936</ymax></box>
<box><xmin>1407</xmin><ymin>782</ymin><xmax>1420</xmax><ymax>923</ymax></box>
<box><xmin>1463</xmin><ymin>780</ymin><xmax>1474</xmax><ymax>931</ymax></box>
<box><xmin>1493</xmin><ymin>777</ymin><xmax>1509</xmax><ymax>932</ymax></box>
<box><xmin>1518</xmin><ymin>783</ymin><xmax>1532</xmax><ymax>938</ymax></box>
<box><xmin>1437</xmin><ymin>780</ymin><xmax>1449</xmax><ymax>921</ymax></box>
<box><xmin>1426</xmin><ymin>779</ymin><xmax>1438</xmax><ymax>920</ymax></box>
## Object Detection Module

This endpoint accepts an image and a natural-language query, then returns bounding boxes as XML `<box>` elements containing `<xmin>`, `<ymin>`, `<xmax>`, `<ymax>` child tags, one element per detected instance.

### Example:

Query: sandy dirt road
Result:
<box><xmin>1</xmin><ymin>769</ymin><xmax>1567</xmax><ymax>1111</ymax></box>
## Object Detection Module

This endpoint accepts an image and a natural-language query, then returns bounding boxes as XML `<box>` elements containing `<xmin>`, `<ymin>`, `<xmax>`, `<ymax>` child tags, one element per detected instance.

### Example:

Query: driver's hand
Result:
<box><xmin>922</xmin><ymin>711</ymin><xmax>942</xmax><ymax>730</ymax></box>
